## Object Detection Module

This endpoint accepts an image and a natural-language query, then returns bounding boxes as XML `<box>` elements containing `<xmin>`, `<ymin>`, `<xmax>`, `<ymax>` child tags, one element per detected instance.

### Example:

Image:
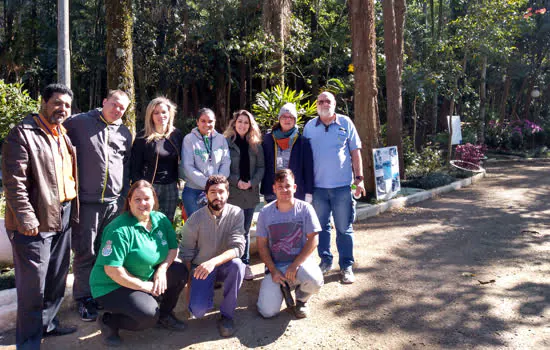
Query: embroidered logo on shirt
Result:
<box><xmin>102</xmin><ymin>240</ymin><xmax>113</xmax><ymax>257</ymax></box>
<box><xmin>158</xmin><ymin>231</ymin><xmax>168</xmax><ymax>246</ymax></box>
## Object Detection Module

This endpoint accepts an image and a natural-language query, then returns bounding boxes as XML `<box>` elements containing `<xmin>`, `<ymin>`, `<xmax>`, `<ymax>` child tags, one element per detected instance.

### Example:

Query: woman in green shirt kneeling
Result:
<box><xmin>90</xmin><ymin>180</ymin><xmax>189</xmax><ymax>346</ymax></box>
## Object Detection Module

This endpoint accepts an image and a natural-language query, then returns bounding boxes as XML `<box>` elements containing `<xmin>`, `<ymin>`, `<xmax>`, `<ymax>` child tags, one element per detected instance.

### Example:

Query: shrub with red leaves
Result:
<box><xmin>454</xmin><ymin>143</ymin><xmax>487</xmax><ymax>166</ymax></box>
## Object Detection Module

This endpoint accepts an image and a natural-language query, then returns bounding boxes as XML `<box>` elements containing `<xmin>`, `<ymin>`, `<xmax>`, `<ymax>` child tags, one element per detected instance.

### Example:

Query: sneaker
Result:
<box><xmin>78</xmin><ymin>298</ymin><xmax>98</xmax><ymax>322</ymax></box>
<box><xmin>217</xmin><ymin>316</ymin><xmax>236</xmax><ymax>337</ymax></box>
<box><xmin>294</xmin><ymin>301</ymin><xmax>308</xmax><ymax>319</ymax></box>
<box><xmin>157</xmin><ymin>313</ymin><xmax>187</xmax><ymax>332</ymax></box>
<box><xmin>341</xmin><ymin>266</ymin><xmax>356</xmax><ymax>284</ymax></box>
<box><xmin>319</xmin><ymin>261</ymin><xmax>333</xmax><ymax>276</ymax></box>
<box><xmin>98</xmin><ymin>313</ymin><xmax>122</xmax><ymax>347</ymax></box>
<box><xmin>244</xmin><ymin>265</ymin><xmax>254</xmax><ymax>280</ymax></box>
<box><xmin>43</xmin><ymin>324</ymin><xmax>77</xmax><ymax>337</ymax></box>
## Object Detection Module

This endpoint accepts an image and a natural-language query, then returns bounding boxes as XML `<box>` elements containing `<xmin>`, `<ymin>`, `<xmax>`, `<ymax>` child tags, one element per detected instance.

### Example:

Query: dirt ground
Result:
<box><xmin>1</xmin><ymin>160</ymin><xmax>549</xmax><ymax>349</ymax></box>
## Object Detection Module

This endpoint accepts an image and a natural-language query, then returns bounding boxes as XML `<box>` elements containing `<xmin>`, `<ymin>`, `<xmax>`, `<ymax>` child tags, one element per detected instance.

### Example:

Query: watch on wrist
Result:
<box><xmin>355</xmin><ymin>175</ymin><xmax>364</xmax><ymax>181</ymax></box>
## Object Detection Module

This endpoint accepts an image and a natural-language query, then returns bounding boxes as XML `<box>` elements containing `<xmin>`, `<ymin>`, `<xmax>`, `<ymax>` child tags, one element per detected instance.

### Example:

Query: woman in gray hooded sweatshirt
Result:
<box><xmin>181</xmin><ymin>108</ymin><xmax>231</xmax><ymax>217</ymax></box>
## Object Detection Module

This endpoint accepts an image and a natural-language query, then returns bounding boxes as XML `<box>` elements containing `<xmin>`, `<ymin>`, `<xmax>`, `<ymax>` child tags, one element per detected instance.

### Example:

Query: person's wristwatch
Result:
<box><xmin>355</xmin><ymin>175</ymin><xmax>364</xmax><ymax>181</ymax></box>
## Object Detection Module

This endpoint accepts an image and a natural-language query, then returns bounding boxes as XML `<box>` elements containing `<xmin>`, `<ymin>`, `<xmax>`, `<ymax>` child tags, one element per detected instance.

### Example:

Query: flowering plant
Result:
<box><xmin>454</xmin><ymin>143</ymin><xmax>487</xmax><ymax>166</ymax></box>
<box><xmin>486</xmin><ymin>119</ymin><xmax>543</xmax><ymax>149</ymax></box>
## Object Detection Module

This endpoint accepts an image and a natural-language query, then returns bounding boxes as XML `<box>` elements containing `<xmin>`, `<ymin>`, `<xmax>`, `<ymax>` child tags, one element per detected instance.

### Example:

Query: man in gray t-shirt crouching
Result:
<box><xmin>256</xmin><ymin>169</ymin><xmax>323</xmax><ymax>319</ymax></box>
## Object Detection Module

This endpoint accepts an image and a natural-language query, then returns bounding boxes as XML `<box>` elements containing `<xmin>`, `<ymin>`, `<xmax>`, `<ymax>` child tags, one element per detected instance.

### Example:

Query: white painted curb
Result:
<box><xmin>356</xmin><ymin>171</ymin><xmax>486</xmax><ymax>221</ymax></box>
<box><xmin>0</xmin><ymin>274</ymin><xmax>74</xmax><ymax>333</ymax></box>
<box><xmin>0</xmin><ymin>219</ymin><xmax>12</xmax><ymax>264</ymax></box>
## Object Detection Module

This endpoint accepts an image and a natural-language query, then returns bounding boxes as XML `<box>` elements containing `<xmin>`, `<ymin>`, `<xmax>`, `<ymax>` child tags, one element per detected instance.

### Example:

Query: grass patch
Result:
<box><xmin>402</xmin><ymin>172</ymin><xmax>457</xmax><ymax>190</ymax></box>
<box><xmin>0</xmin><ymin>265</ymin><xmax>15</xmax><ymax>291</ymax></box>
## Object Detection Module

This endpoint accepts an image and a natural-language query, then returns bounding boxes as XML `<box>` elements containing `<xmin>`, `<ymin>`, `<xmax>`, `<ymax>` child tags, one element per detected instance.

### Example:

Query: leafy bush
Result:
<box><xmin>0</xmin><ymin>267</ymin><xmax>15</xmax><ymax>291</ymax></box>
<box><xmin>0</xmin><ymin>194</ymin><xmax>5</xmax><ymax>218</ymax></box>
<box><xmin>0</xmin><ymin>80</ymin><xmax>40</xmax><ymax>139</ymax></box>
<box><xmin>252</xmin><ymin>85</ymin><xmax>317</xmax><ymax>131</ymax></box>
<box><xmin>403</xmin><ymin>136</ymin><xmax>444</xmax><ymax>178</ymax></box>
<box><xmin>486</xmin><ymin>119</ymin><xmax>543</xmax><ymax>150</ymax></box>
<box><xmin>454</xmin><ymin>143</ymin><xmax>486</xmax><ymax>166</ymax></box>
<box><xmin>402</xmin><ymin>172</ymin><xmax>456</xmax><ymax>190</ymax></box>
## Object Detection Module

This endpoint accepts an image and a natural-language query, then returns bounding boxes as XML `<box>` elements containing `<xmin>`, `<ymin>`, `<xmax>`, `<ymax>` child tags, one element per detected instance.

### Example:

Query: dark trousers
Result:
<box><xmin>240</xmin><ymin>208</ymin><xmax>255</xmax><ymax>265</ymax></box>
<box><xmin>96</xmin><ymin>261</ymin><xmax>188</xmax><ymax>331</ymax></box>
<box><xmin>8</xmin><ymin>201</ymin><xmax>72</xmax><ymax>350</ymax></box>
<box><xmin>72</xmin><ymin>201</ymin><xmax>119</xmax><ymax>300</ymax></box>
<box><xmin>189</xmin><ymin>258</ymin><xmax>245</xmax><ymax>319</ymax></box>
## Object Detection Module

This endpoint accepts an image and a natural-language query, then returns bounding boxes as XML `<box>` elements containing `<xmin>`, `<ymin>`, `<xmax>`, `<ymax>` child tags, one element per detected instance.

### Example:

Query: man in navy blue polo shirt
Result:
<box><xmin>302</xmin><ymin>91</ymin><xmax>365</xmax><ymax>284</ymax></box>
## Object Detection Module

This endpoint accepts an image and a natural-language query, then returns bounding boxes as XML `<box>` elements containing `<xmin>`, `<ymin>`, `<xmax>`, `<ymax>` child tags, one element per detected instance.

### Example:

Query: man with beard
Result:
<box><xmin>2</xmin><ymin>84</ymin><xmax>79</xmax><ymax>348</ymax></box>
<box><xmin>178</xmin><ymin>175</ymin><xmax>245</xmax><ymax>337</ymax></box>
<box><xmin>63</xmin><ymin>90</ymin><xmax>132</xmax><ymax>321</ymax></box>
<box><xmin>302</xmin><ymin>91</ymin><xmax>365</xmax><ymax>284</ymax></box>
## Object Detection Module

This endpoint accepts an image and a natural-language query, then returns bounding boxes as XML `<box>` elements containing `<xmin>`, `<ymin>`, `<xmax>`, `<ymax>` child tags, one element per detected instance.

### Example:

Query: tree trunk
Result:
<box><xmin>499</xmin><ymin>73</ymin><xmax>511</xmax><ymax>120</ymax></box>
<box><xmin>262</xmin><ymin>0</ymin><xmax>292</xmax><ymax>87</ymax></box>
<box><xmin>413</xmin><ymin>96</ymin><xmax>418</xmax><ymax>152</ymax></box>
<box><xmin>511</xmin><ymin>76</ymin><xmax>528</xmax><ymax>120</ymax></box>
<box><xmin>106</xmin><ymin>0</ymin><xmax>136</xmax><ymax>134</ymax></box>
<box><xmin>523</xmin><ymin>78</ymin><xmax>535</xmax><ymax>121</ymax></box>
<box><xmin>478</xmin><ymin>55</ymin><xmax>487</xmax><ymax>144</ymax></box>
<box><xmin>383</xmin><ymin>0</ymin><xmax>406</xmax><ymax>178</ymax></box>
<box><xmin>182</xmin><ymin>84</ymin><xmax>190</xmax><ymax>118</ymax></box>
<box><xmin>239</xmin><ymin>60</ymin><xmax>247</xmax><ymax>108</ymax></box>
<box><xmin>447</xmin><ymin>52</ymin><xmax>467</xmax><ymax>162</ymax></box>
<box><xmin>215</xmin><ymin>72</ymin><xmax>228</xmax><ymax>130</ymax></box>
<box><xmin>349</xmin><ymin>0</ymin><xmax>380</xmax><ymax>194</ymax></box>
<box><xmin>57</xmin><ymin>0</ymin><xmax>71</xmax><ymax>88</ymax></box>
<box><xmin>431</xmin><ymin>86</ymin><xmax>438</xmax><ymax>133</ymax></box>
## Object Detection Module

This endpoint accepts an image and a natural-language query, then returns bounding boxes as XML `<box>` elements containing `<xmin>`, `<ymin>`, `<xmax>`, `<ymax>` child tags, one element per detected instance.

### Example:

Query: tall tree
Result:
<box><xmin>383</xmin><ymin>0</ymin><xmax>406</xmax><ymax>177</ymax></box>
<box><xmin>57</xmin><ymin>0</ymin><xmax>70</xmax><ymax>87</ymax></box>
<box><xmin>349</xmin><ymin>0</ymin><xmax>380</xmax><ymax>194</ymax></box>
<box><xmin>105</xmin><ymin>0</ymin><xmax>136</xmax><ymax>133</ymax></box>
<box><xmin>262</xmin><ymin>0</ymin><xmax>292</xmax><ymax>87</ymax></box>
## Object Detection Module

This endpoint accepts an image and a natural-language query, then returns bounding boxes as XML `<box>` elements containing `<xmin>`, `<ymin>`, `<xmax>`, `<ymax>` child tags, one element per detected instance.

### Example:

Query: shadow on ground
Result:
<box><xmin>326</xmin><ymin>161</ymin><xmax>550</xmax><ymax>348</ymax></box>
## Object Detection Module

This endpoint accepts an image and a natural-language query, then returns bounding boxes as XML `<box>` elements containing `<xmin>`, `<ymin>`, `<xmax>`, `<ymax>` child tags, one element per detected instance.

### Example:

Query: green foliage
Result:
<box><xmin>322</xmin><ymin>77</ymin><xmax>354</xmax><ymax>117</ymax></box>
<box><xmin>486</xmin><ymin>119</ymin><xmax>544</xmax><ymax>150</ymax></box>
<box><xmin>403</xmin><ymin>136</ymin><xmax>444</xmax><ymax>178</ymax></box>
<box><xmin>252</xmin><ymin>85</ymin><xmax>317</xmax><ymax>131</ymax></box>
<box><xmin>0</xmin><ymin>267</ymin><xmax>15</xmax><ymax>291</ymax></box>
<box><xmin>0</xmin><ymin>194</ymin><xmax>5</xmax><ymax>218</ymax></box>
<box><xmin>402</xmin><ymin>172</ymin><xmax>457</xmax><ymax>190</ymax></box>
<box><xmin>0</xmin><ymin>80</ymin><xmax>40</xmax><ymax>139</ymax></box>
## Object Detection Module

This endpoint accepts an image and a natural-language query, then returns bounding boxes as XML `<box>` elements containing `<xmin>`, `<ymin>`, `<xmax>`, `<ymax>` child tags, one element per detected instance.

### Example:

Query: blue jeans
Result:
<box><xmin>241</xmin><ymin>208</ymin><xmax>255</xmax><ymax>265</ymax></box>
<box><xmin>312</xmin><ymin>186</ymin><xmax>356</xmax><ymax>269</ymax></box>
<box><xmin>182</xmin><ymin>186</ymin><xmax>205</xmax><ymax>218</ymax></box>
<box><xmin>188</xmin><ymin>259</ymin><xmax>245</xmax><ymax>319</ymax></box>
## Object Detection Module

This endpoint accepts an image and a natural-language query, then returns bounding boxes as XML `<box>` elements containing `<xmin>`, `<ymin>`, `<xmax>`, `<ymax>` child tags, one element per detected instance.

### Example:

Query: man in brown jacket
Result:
<box><xmin>2</xmin><ymin>83</ymin><xmax>79</xmax><ymax>349</ymax></box>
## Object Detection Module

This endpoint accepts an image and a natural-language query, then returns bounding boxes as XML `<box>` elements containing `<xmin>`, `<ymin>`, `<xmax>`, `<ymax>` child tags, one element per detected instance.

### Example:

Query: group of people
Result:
<box><xmin>2</xmin><ymin>83</ymin><xmax>365</xmax><ymax>349</ymax></box>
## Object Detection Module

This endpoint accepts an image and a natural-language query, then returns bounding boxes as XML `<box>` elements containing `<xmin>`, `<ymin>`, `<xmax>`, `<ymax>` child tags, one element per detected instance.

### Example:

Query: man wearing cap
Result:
<box><xmin>2</xmin><ymin>83</ymin><xmax>79</xmax><ymax>348</ymax></box>
<box><xmin>302</xmin><ymin>91</ymin><xmax>365</xmax><ymax>284</ymax></box>
<box><xmin>261</xmin><ymin>102</ymin><xmax>314</xmax><ymax>203</ymax></box>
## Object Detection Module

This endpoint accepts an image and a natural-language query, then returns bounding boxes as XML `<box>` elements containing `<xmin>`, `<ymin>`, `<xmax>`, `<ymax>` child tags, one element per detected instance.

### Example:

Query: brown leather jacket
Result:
<box><xmin>2</xmin><ymin>114</ymin><xmax>79</xmax><ymax>234</ymax></box>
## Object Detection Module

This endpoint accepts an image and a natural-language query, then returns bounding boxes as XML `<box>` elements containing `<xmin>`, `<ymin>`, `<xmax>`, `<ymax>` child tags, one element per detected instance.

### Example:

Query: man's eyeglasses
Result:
<box><xmin>317</xmin><ymin>99</ymin><xmax>332</xmax><ymax>105</ymax></box>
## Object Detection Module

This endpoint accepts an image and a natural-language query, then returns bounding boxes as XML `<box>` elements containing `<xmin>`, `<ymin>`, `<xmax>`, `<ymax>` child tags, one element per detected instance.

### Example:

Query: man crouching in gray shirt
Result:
<box><xmin>178</xmin><ymin>175</ymin><xmax>245</xmax><ymax>337</ymax></box>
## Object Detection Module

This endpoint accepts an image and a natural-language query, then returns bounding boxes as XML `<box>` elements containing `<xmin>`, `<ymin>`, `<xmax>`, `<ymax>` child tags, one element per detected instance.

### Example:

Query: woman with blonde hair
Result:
<box><xmin>224</xmin><ymin>110</ymin><xmax>265</xmax><ymax>280</ymax></box>
<box><xmin>130</xmin><ymin>97</ymin><xmax>183</xmax><ymax>222</ymax></box>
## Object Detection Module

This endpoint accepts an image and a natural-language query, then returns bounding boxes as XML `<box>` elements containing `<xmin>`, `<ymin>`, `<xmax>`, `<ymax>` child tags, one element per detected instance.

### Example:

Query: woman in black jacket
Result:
<box><xmin>130</xmin><ymin>97</ymin><xmax>183</xmax><ymax>222</ymax></box>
